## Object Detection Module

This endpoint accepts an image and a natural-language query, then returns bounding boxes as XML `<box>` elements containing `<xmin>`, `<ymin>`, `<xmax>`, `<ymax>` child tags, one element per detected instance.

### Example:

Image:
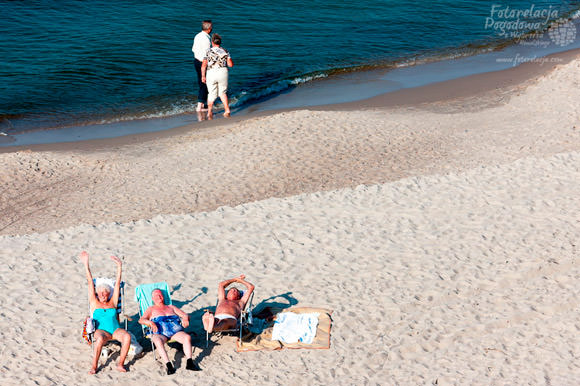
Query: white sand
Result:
<box><xmin>0</xmin><ymin>58</ymin><xmax>579</xmax><ymax>384</ymax></box>
<box><xmin>1</xmin><ymin>152</ymin><xmax>579</xmax><ymax>384</ymax></box>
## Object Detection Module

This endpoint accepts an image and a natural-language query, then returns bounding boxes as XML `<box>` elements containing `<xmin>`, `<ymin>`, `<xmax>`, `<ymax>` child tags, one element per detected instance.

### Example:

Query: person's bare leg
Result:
<box><xmin>214</xmin><ymin>317</ymin><xmax>237</xmax><ymax>331</ymax></box>
<box><xmin>220</xmin><ymin>94</ymin><xmax>230</xmax><ymax>117</ymax></box>
<box><xmin>90</xmin><ymin>331</ymin><xmax>110</xmax><ymax>374</ymax></box>
<box><xmin>172</xmin><ymin>332</ymin><xmax>192</xmax><ymax>359</ymax></box>
<box><xmin>207</xmin><ymin>101</ymin><xmax>214</xmax><ymax>119</ymax></box>
<box><xmin>152</xmin><ymin>334</ymin><xmax>171</xmax><ymax>363</ymax></box>
<box><xmin>173</xmin><ymin>332</ymin><xmax>201</xmax><ymax>371</ymax></box>
<box><xmin>153</xmin><ymin>334</ymin><xmax>175</xmax><ymax>375</ymax></box>
<box><xmin>113</xmin><ymin>329</ymin><xmax>131</xmax><ymax>372</ymax></box>
<box><xmin>202</xmin><ymin>311</ymin><xmax>215</xmax><ymax>333</ymax></box>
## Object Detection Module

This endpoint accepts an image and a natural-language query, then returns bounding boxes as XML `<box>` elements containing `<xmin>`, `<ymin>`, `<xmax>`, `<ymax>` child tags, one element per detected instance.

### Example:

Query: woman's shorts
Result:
<box><xmin>206</xmin><ymin>67</ymin><xmax>229</xmax><ymax>103</ymax></box>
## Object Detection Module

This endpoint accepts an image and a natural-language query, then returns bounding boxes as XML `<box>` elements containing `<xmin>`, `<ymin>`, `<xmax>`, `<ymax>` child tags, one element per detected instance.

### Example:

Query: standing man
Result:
<box><xmin>192</xmin><ymin>20</ymin><xmax>212</xmax><ymax>112</ymax></box>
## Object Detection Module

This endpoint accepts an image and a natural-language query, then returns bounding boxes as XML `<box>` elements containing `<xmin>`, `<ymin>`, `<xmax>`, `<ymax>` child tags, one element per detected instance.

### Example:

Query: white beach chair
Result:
<box><xmin>86</xmin><ymin>278</ymin><xmax>127</xmax><ymax>351</ymax></box>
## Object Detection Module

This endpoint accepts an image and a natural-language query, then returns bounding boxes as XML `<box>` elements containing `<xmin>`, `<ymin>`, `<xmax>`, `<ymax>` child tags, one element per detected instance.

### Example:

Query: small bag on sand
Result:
<box><xmin>128</xmin><ymin>331</ymin><xmax>143</xmax><ymax>356</ymax></box>
<box><xmin>82</xmin><ymin>317</ymin><xmax>95</xmax><ymax>345</ymax></box>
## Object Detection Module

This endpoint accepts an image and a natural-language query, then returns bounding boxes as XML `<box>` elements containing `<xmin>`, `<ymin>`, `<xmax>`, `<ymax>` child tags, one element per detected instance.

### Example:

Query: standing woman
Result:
<box><xmin>80</xmin><ymin>251</ymin><xmax>131</xmax><ymax>374</ymax></box>
<box><xmin>201</xmin><ymin>34</ymin><xmax>234</xmax><ymax>118</ymax></box>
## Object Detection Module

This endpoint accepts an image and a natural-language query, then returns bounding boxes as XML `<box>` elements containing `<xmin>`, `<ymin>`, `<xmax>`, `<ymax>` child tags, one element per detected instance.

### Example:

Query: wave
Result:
<box><xmin>228</xmin><ymin>73</ymin><xmax>329</xmax><ymax>108</ymax></box>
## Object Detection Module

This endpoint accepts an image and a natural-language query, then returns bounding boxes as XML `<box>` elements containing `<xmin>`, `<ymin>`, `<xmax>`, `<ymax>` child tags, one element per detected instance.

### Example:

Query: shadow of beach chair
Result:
<box><xmin>206</xmin><ymin>290</ymin><xmax>254</xmax><ymax>347</ymax></box>
<box><xmin>134</xmin><ymin>281</ymin><xmax>179</xmax><ymax>361</ymax></box>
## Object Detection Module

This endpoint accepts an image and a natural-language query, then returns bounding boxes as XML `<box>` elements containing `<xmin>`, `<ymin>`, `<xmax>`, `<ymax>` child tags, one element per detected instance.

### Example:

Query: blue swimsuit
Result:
<box><xmin>152</xmin><ymin>315</ymin><xmax>183</xmax><ymax>338</ymax></box>
<box><xmin>93</xmin><ymin>308</ymin><xmax>121</xmax><ymax>335</ymax></box>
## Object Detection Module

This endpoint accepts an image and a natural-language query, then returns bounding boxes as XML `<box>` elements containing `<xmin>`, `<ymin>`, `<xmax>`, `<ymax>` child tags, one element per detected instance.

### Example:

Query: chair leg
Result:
<box><xmin>151</xmin><ymin>339</ymin><xmax>156</xmax><ymax>361</ymax></box>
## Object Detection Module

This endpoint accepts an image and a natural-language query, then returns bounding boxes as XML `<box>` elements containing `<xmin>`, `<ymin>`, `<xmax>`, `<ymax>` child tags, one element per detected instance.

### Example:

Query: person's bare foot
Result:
<box><xmin>203</xmin><ymin>311</ymin><xmax>215</xmax><ymax>333</ymax></box>
<box><xmin>207</xmin><ymin>110</ymin><xmax>213</xmax><ymax>120</ymax></box>
<box><xmin>116</xmin><ymin>363</ymin><xmax>127</xmax><ymax>373</ymax></box>
<box><xmin>224</xmin><ymin>110</ymin><xmax>231</xmax><ymax>118</ymax></box>
<box><xmin>88</xmin><ymin>366</ymin><xmax>97</xmax><ymax>375</ymax></box>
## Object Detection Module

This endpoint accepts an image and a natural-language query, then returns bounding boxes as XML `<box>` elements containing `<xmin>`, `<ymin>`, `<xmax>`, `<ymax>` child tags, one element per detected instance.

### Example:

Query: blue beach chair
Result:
<box><xmin>134</xmin><ymin>281</ymin><xmax>175</xmax><ymax>360</ymax></box>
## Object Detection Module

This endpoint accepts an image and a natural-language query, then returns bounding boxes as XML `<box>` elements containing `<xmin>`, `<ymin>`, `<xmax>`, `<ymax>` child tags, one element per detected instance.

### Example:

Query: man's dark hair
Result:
<box><xmin>202</xmin><ymin>20</ymin><xmax>212</xmax><ymax>31</ymax></box>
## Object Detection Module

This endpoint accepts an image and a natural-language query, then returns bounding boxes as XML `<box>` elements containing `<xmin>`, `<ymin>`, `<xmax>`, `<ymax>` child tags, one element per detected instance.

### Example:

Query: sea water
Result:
<box><xmin>1</xmin><ymin>0</ymin><xmax>579</xmax><ymax>141</ymax></box>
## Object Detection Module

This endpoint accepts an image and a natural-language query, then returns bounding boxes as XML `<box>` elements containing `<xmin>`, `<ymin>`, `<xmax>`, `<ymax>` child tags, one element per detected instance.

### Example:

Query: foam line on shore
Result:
<box><xmin>1</xmin><ymin>46</ymin><xmax>580</xmax><ymax>151</ymax></box>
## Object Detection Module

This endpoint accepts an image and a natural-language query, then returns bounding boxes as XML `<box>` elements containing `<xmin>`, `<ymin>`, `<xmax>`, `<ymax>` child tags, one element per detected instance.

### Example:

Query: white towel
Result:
<box><xmin>272</xmin><ymin>312</ymin><xmax>319</xmax><ymax>344</ymax></box>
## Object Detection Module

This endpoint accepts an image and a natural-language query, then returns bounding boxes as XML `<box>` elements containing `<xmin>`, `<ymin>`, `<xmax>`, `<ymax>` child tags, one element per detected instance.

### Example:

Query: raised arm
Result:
<box><xmin>80</xmin><ymin>251</ymin><xmax>97</xmax><ymax>304</ymax></box>
<box><xmin>138</xmin><ymin>307</ymin><xmax>158</xmax><ymax>333</ymax></box>
<box><xmin>109</xmin><ymin>256</ymin><xmax>123</xmax><ymax>307</ymax></box>
<box><xmin>236</xmin><ymin>275</ymin><xmax>255</xmax><ymax>307</ymax></box>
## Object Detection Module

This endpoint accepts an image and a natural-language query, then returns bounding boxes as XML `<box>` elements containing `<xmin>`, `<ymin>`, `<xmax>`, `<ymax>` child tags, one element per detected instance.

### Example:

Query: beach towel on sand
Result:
<box><xmin>236</xmin><ymin>307</ymin><xmax>332</xmax><ymax>352</ymax></box>
<box><xmin>272</xmin><ymin>312</ymin><xmax>319</xmax><ymax>344</ymax></box>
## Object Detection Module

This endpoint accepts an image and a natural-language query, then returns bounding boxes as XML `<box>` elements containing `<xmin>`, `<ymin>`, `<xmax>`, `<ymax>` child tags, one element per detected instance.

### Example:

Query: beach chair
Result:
<box><xmin>134</xmin><ymin>281</ymin><xmax>175</xmax><ymax>360</ymax></box>
<box><xmin>87</xmin><ymin>278</ymin><xmax>127</xmax><ymax>349</ymax></box>
<box><xmin>206</xmin><ymin>290</ymin><xmax>254</xmax><ymax>347</ymax></box>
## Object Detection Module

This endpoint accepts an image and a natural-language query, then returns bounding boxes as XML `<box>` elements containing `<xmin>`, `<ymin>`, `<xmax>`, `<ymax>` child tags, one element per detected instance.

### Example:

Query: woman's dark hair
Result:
<box><xmin>212</xmin><ymin>34</ymin><xmax>222</xmax><ymax>45</ymax></box>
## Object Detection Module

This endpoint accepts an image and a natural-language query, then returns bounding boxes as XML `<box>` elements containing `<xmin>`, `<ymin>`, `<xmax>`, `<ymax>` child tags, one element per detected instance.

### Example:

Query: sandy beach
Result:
<box><xmin>1</xmin><ymin>51</ymin><xmax>580</xmax><ymax>384</ymax></box>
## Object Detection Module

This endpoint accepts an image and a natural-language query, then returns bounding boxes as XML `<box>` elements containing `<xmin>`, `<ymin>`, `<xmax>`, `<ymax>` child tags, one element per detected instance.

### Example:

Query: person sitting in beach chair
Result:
<box><xmin>80</xmin><ymin>251</ymin><xmax>131</xmax><ymax>374</ymax></box>
<box><xmin>137</xmin><ymin>286</ymin><xmax>200</xmax><ymax>374</ymax></box>
<box><xmin>202</xmin><ymin>275</ymin><xmax>255</xmax><ymax>337</ymax></box>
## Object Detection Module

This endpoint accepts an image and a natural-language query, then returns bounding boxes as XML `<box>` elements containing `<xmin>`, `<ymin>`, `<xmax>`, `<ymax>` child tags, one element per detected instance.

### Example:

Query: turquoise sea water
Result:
<box><xmin>1</xmin><ymin>1</ymin><xmax>579</xmax><ymax>136</ymax></box>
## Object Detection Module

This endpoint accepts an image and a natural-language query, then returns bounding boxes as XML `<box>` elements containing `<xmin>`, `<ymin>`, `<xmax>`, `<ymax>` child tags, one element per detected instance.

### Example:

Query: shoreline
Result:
<box><xmin>1</xmin><ymin>50</ymin><xmax>579</xmax><ymax>236</ymax></box>
<box><xmin>325</xmin><ymin>47</ymin><xmax>580</xmax><ymax>111</ymax></box>
<box><xmin>1</xmin><ymin>47</ymin><xmax>580</xmax><ymax>154</ymax></box>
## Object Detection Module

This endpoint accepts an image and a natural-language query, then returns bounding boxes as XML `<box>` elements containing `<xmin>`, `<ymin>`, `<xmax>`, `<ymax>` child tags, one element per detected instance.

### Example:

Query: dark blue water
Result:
<box><xmin>1</xmin><ymin>1</ymin><xmax>579</xmax><ymax>135</ymax></box>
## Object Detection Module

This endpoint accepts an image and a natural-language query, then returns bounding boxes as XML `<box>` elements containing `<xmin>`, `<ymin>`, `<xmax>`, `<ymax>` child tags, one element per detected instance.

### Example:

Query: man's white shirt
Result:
<box><xmin>192</xmin><ymin>31</ymin><xmax>211</xmax><ymax>61</ymax></box>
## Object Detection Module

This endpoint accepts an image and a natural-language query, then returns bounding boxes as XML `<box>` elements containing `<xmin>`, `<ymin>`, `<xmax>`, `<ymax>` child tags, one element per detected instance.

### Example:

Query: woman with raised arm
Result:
<box><xmin>80</xmin><ymin>251</ymin><xmax>131</xmax><ymax>374</ymax></box>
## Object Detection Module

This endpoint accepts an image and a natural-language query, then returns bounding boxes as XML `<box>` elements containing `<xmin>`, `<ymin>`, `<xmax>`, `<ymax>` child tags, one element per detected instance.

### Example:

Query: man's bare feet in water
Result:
<box><xmin>202</xmin><ymin>310</ymin><xmax>215</xmax><ymax>333</ymax></box>
<box><xmin>117</xmin><ymin>363</ymin><xmax>127</xmax><ymax>373</ymax></box>
<box><xmin>207</xmin><ymin>109</ymin><xmax>213</xmax><ymax>120</ymax></box>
